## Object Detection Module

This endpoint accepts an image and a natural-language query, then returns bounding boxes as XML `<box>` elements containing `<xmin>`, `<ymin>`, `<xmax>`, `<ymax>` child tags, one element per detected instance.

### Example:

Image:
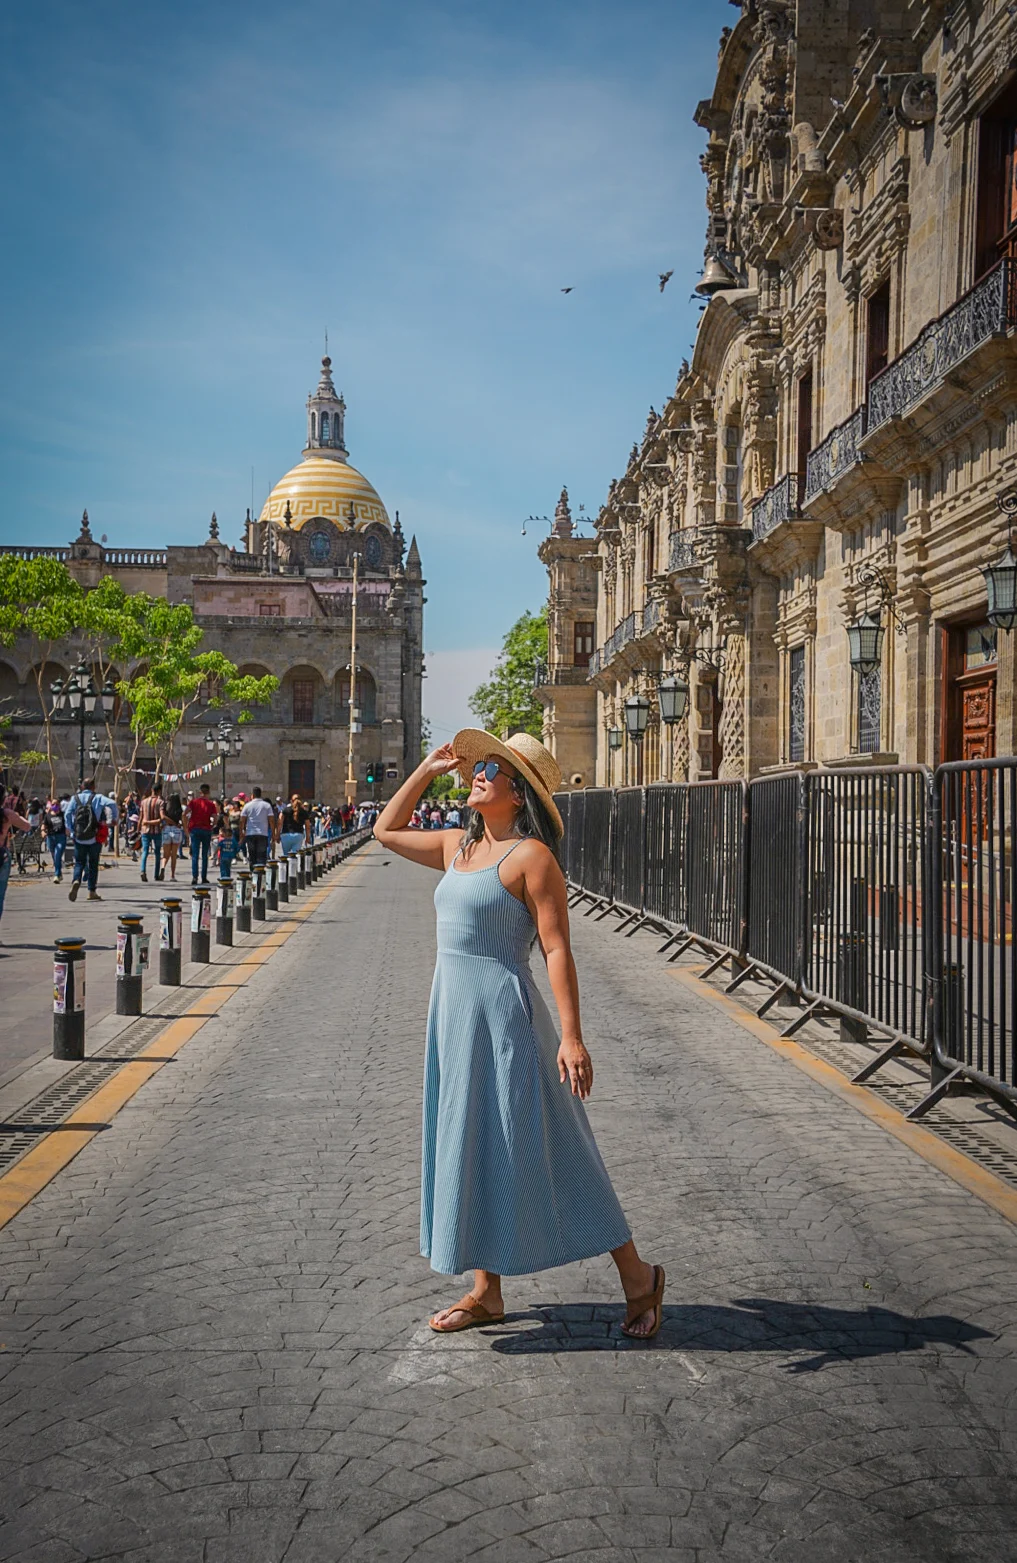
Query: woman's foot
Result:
<box><xmin>621</xmin><ymin>1262</ymin><xmax>665</xmax><ymax>1339</ymax></box>
<box><xmin>429</xmin><ymin>1285</ymin><xmax>504</xmax><ymax>1332</ymax></box>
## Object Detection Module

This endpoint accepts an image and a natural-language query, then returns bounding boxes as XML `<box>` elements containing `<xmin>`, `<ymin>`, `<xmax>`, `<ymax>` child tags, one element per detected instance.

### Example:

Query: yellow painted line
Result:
<box><xmin>672</xmin><ymin>966</ymin><xmax>1017</xmax><ymax>1228</ymax></box>
<box><xmin>0</xmin><ymin>853</ymin><xmax>372</xmax><ymax>1231</ymax></box>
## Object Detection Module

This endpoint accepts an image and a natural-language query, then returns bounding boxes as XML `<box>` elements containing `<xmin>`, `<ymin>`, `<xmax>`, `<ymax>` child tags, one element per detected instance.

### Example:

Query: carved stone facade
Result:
<box><xmin>1</xmin><ymin>360</ymin><xmax>425</xmax><ymax>798</ymax></box>
<box><xmin>539</xmin><ymin>0</ymin><xmax>1017</xmax><ymax>783</ymax></box>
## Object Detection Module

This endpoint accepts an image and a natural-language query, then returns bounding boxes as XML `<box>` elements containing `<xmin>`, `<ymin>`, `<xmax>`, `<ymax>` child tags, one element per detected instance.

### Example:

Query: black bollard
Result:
<box><xmin>265</xmin><ymin>858</ymin><xmax>279</xmax><ymax>912</ymax></box>
<box><xmin>296</xmin><ymin>850</ymin><xmax>306</xmax><ymax>891</ymax></box>
<box><xmin>313</xmin><ymin>844</ymin><xmax>321</xmax><ymax>880</ymax></box>
<box><xmin>190</xmin><ymin>886</ymin><xmax>211</xmax><ymax>962</ymax></box>
<box><xmin>234</xmin><ymin>868</ymin><xmax>252</xmax><ymax>934</ymax></box>
<box><xmin>215</xmin><ymin>878</ymin><xmax>234</xmax><ymax>946</ymax></box>
<box><xmin>252</xmin><ymin>864</ymin><xmax>266</xmax><ymax>921</ymax></box>
<box><xmin>53</xmin><ymin>937</ymin><xmax>86</xmax><ymax>1060</ymax></box>
<box><xmin>159</xmin><ymin>898</ymin><xmax>182</xmax><ymax>986</ymax></box>
<box><xmin>116</xmin><ymin>915</ymin><xmax>147</xmax><ymax>1016</ymax></box>
<box><xmin>278</xmin><ymin>855</ymin><xmax>289</xmax><ymax>904</ymax></box>
<box><xmin>289</xmin><ymin>853</ymin><xmax>301</xmax><ymax>896</ymax></box>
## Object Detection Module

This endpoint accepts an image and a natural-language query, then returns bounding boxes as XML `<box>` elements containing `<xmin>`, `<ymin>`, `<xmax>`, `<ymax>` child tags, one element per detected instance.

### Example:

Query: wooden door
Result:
<box><xmin>956</xmin><ymin>668</ymin><xmax>997</xmax><ymax>760</ymax></box>
<box><xmin>288</xmin><ymin>759</ymin><xmax>315</xmax><ymax>799</ymax></box>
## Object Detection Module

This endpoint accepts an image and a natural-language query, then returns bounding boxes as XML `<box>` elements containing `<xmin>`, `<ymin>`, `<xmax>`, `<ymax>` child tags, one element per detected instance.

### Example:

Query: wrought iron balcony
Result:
<box><xmin>867</xmin><ymin>257</ymin><xmax>1017</xmax><ymax>432</ymax></box>
<box><xmin>805</xmin><ymin>405</ymin><xmax>867</xmax><ymax>502</ymax></box>
<box><xmin>751</xmin><ymin>473</ymin><xmax>802</xmax><ymax>543</ymax></box>
<box><xmin>641</xmin><ymin>598</ymin><xmax>663</xmax><ymax>636</ymax></box>
<box><xmin>668</xmin><ymin>529</ymin><xmax>701</xmax><ymax>573</ymax></box>
<box><xmin>533</xmin><ymin>661</ymin><xmax>591</xmax><ymax>687</ymax></box>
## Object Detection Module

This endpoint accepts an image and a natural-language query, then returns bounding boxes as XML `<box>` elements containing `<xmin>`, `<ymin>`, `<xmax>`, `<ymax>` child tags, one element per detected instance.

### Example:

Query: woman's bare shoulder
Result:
<box><xmin>513</xmin><ymin>838</ymin><xmax>563</xmax><ymax>875</ymax></box>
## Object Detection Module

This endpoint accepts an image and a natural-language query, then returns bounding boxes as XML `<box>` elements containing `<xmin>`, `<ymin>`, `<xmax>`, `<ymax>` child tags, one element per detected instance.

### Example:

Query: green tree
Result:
<box><xmin>468</xmin><ymin>608</ymin><xmax>547</xmax><ymax>738</ymax></box>
<box><xmin>78</xmin><ymin>583</ymin><xmax>278</xmax><ymax>792</ymax></box>
<box><xmin>0</xmin><ymin>557</ymin><xmax>84</xmax><ymax>791</ymax></box>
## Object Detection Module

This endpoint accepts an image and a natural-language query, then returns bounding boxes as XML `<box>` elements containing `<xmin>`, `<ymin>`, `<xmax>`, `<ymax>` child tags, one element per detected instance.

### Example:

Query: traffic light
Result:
<box><xmin>366</xmin><ymin>762</ymin><xmax>377</xmax><ymax>785</ymax></box>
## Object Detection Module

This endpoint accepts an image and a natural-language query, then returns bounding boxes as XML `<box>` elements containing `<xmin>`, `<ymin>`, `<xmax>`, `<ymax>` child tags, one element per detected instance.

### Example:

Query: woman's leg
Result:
<box><xmin>430</xmin><ymin>1268</ymin><xmax>503</xmax><ymax>1328</ymax></box>
<box><xmin>610</xmin><ymin>1240</ymin><xmax>659</xmax><ymax>1338</ymax></box>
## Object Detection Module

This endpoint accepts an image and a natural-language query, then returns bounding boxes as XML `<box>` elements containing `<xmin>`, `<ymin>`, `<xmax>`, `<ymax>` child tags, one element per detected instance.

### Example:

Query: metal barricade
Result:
<box><xmin>745</xmin><ymin>773</ymin><xmax>805</xmax><ymax>995</ymax></box>
<box><xmin>923</xmin><ymin>759</ymin><xmax>1017</xmax><ymax>1113</ymax></box>
<box><xmin>685</xmin><ymin>781</ymin><xmax>749</xmax><ymax>960</ymax></box>
<box><xmin>644</xmin><ymin>785</ymin><xmax>686</xmax><ymax>928</ymax></box>
<box><xmin>794</xmin><ymin>766</ymin><xmax>931</xmax><ymax>1063</ymax></box>
<box><xmin>575</xmin><ymin>788</ymin><xmax>614</xmax><ymax>907</ymax></box>
<box><xmin>610</xmin><ymin>789</ymin><xmax>646</xmax><ymax>921</ymax></box>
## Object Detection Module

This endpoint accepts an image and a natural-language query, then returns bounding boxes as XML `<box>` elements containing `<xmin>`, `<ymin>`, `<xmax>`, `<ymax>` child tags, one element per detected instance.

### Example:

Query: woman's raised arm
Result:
<box><xmin>373</xmin><ymin>745</ymin><xmax>460</xmax><ymax>871</ymax></box>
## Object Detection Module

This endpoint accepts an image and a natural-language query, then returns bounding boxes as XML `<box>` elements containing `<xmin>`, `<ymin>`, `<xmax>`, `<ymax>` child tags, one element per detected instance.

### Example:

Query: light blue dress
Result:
<box><xmin>420</xmin><ymin>842</ymin><xmax>632</xmax><ymax>1276</ymax></box>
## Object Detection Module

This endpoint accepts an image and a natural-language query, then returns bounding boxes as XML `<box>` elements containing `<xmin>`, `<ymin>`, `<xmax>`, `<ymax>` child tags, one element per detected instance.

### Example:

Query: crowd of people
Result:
<box><xmin>0</xmin><ymin>781</ymin><xmax>384</xmax><ymax>941</ymax></box>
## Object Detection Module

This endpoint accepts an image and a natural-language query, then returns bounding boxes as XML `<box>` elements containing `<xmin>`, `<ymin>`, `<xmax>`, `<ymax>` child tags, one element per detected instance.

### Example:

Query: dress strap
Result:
<box><xmin>496</xmin><ymin>838</ymin><xmax>525</xmax><ymax>866</ymax></box>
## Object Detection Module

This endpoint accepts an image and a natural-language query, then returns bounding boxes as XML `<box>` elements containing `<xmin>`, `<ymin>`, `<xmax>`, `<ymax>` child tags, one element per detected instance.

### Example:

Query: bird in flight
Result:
<box><xmin>659</xmin><ymin>270</ymin><xmax>674</xmax><ymax>292</ymax></box>
<box><xmin>561</xmin><ymin>286</ymin><xmax>573</xmax><ymax>294</ymax></box>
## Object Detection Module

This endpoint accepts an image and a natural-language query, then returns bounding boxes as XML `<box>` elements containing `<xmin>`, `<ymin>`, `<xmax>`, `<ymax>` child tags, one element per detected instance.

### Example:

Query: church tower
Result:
<box><xmin>304</xmin><ymin>356</ymin><xmax>348</xmax><ymax>461</ymax></box>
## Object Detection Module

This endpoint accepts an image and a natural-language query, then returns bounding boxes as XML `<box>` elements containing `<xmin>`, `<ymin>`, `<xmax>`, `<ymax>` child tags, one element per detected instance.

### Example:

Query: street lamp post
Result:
<box><xmin>50</xmin><ymin>663</ymin><xmax>115</xmax><ymax>784</ymax></box>
<box><xmin>205</xmin><ymin>719</ymin><xmax>243</xmax><ymax>798</ymax></box>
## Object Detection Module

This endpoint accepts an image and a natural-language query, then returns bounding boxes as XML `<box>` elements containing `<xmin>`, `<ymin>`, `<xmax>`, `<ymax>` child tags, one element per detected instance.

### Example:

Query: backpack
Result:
<box><xmin>73</xmin><ymin>792</ymin><xmax>97</xmax><ymax>842</ymax></box>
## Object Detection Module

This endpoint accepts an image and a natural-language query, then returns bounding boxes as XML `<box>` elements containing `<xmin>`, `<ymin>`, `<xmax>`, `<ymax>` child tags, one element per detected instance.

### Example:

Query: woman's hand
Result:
<box><xmin>423</xmin><ymin>743</ymin><xmax>458</xmax><ymax>779</ymax></box>
<box><xmin>558</xmin><ymin>1037</ymin><xmax>593</xmax><ymax>1100</ymax></box>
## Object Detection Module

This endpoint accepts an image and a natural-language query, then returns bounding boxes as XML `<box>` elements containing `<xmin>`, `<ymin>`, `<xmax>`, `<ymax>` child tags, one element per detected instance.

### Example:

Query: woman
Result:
<box><xmin>374</xmin><ymin>729</ymin><xmax>665</xmax><ymax>1341</ymax></box>
<box><xmin>162</xmin><ymin>792</ymin><xmax>184</xmax><ymax>881</ymax></box>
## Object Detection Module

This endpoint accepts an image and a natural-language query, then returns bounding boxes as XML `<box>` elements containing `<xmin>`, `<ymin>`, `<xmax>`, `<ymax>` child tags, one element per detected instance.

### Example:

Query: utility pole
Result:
<box><xmin>345</xmin><ymin>548</ymin><xmax>359</xmax><ymax>805</ymax></box>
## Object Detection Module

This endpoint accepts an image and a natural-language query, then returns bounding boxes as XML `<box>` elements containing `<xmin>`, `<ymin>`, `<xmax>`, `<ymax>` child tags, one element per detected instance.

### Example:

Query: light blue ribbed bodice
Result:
<box><xmin>433</xmin><ymin>848</ymin><xmax>533</xmax><ymax>967</ymax></box>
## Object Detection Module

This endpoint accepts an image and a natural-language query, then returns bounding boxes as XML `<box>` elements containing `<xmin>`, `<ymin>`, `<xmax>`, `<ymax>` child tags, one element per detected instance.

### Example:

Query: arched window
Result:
<box><xmin>310</xmin><ymin>412</ymin><xmax>316</xmax><ymax>439</ymax></box>
<box><xmin>321</xmin><ymin>412</ymin><xmax>330</xmax><ymax>442</ymax></box>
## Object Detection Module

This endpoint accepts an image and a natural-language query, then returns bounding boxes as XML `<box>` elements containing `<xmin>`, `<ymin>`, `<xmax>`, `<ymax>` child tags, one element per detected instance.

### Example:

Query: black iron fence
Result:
<box><xmin>557</xmin><ymin>758</ymin><xmax>1017</xmax><ymax>1116</ymax></box>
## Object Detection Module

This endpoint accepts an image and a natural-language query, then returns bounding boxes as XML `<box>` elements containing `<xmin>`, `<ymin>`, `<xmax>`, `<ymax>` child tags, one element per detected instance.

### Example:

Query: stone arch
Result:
<box><xmin>281</xmin><ymin>663</ymin><xmax>327</xmax><ymax>726</ymax></box>
<box><xmin>26</xmin><ymin>660</ymin><xmax>70</xmax><ymax>719</ymax></box>
<box><xmin>335</xmin><ymin>665</ymin><xmax>377</xmax><ymax>725</ymax></box>
<box><xmin>0</xmin><ymin>661</ymin><xmax>22</xmax><ymax>721</ymax></box>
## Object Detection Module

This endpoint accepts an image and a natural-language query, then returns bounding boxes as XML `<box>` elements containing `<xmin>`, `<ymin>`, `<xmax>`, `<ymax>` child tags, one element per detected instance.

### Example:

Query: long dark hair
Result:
<box><xmin>460</xmin><ymin>775</ymin><xmax>562</xmax><ymax>864</ymax></box>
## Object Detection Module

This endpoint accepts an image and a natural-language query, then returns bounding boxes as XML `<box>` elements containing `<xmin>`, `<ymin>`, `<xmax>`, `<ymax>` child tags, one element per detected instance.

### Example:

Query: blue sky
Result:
<box><xmin>0</xmin><ymin>0</ymin><xmax>726</xmax><ymax>738</ymax></box>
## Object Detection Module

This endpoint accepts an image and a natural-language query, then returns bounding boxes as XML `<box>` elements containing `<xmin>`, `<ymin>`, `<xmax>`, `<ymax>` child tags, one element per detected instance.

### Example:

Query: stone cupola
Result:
<box><xmin>304</xmin><ymin>355</ymin><xmax>348</xmax><ymax>462</ymax></box>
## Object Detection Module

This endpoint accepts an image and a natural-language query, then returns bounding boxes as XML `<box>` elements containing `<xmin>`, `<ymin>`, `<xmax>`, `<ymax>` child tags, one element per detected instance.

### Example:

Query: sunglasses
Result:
<box><xmin>472</xmin><ymin>760</ymin><xmax>518</xmax><ymax>785</ymax></box>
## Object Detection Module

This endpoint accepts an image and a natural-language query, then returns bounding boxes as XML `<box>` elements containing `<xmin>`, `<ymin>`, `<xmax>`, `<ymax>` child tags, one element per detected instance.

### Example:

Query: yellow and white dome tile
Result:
<box><xmin>259</xmin><ymin>456</ymin><xmax>390</xmax><ymax>531</ymax></box>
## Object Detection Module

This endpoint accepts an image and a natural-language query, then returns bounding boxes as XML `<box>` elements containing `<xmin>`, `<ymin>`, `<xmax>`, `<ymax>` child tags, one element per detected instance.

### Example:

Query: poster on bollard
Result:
<box><xmin>136</xmin><ymin>933</ymin><xmax>152</xmax><ymax>972</ymax></box>
<box><xmin>116</xmin><ymin>928</ymin><xmax>128</xmax><ymax>976</ymax></box>
<box><xmin>53</xmin><ymin>961</ymin><xmax>67</xmax><ymax>1013</ymax></box>
<box><xmin>160</xmin><ymin>909</ymin><xmax>182</xmax><ymax>950</ymax></box>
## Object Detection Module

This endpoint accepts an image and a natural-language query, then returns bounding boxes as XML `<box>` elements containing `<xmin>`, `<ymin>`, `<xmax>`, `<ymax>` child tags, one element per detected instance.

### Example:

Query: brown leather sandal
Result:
<box><xmin>428</xmin><ymin>1294</ymin><xmax>506</xmax><ymax>1334</ymax></box>
<box><xmin>620</xmin><ymin>1264</ymin><xmax>666</xmax><ymax>1340</ymax></box>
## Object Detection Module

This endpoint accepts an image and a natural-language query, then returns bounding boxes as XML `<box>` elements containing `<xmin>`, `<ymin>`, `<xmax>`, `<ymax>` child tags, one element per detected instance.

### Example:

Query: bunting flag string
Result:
<box><xmin>159</xmin><ymin>758</ymin><xmax>221</xmax><ymax>783</ymax></box>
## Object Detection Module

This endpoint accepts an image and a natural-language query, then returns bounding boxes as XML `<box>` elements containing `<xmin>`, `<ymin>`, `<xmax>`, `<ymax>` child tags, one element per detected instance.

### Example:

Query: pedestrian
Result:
<box><xmin>123</xmin><ymin>792</ymin><xmax>141</xmax><ymax>860</ymax></box>
<box><xmin>278</xmin><ymin>793</ymin><xmax>306</xmax><ymax>859</ymax></box>
<box><xmin>161</xmin><ymin>792</ymin><xmax>184</xmax><ymax>881</ymax></box>
<box><xmin>63</xmin><ymin>777</ymin><xmax>119</xmax><ymax>903</ymax></box>
<box><xmin>0</xmin><ymin>791</ymin><xmax>31</xmax><ymax>944</ymax></box>
<box><xmin>44</xmin><ymin>796</ymin><xmax>68</xmax><ymax>882</ymax></box>
<box><xmin>373</xmin><ymin>729</ymin><xmax>664</xmax><ymax>1341</ymax></box>
<box><xmin>139</xmin><ymin>782</ymin><xmax>165</xmax><ymax>882</ymax></box>
<box><xmin>184</xmin><ymin>783</ymin><xmax>217</xmax><ymax>885</ymax></box>
<box><xmin>239</xmin><ymin>786</ymin><xmax>274</xmax><ymax>867</ymax></box>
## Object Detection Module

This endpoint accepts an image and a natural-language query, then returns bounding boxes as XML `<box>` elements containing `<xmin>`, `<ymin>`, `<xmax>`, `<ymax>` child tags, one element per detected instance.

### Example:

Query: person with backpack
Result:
<box><xmin>0</xmin><ymin>791</ymin><xmax>32</xmax><ymax>944</ymax></box>
<box><xmin>44</xmin><ymin>796</ymin><xmax>68</xmax><ymax>882</ymax></box>
<box><xmin>62</xmin><ymin>777</ymin><xmax>119</xmax><ymax>903</ymax></box>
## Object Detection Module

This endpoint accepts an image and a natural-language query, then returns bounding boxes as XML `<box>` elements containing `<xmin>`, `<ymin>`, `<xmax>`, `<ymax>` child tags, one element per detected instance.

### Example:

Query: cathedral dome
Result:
<box><xmin>259</xmin><ymin>456</ymin><xmax>391</xmax><ymax>532</ymax></box>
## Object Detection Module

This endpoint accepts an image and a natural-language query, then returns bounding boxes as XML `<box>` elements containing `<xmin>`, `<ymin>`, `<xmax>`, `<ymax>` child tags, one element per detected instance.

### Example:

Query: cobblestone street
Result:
<box><xmin>3</xmin><ymin>845</ymin><xmax>1017</xmax><ymax>1561</ymax></box>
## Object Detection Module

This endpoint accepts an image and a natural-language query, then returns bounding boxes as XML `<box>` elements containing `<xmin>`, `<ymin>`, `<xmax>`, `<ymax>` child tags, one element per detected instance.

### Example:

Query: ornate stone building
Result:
<box><xmin>538</xmin><ymin>0</ymin><xmax>1017</xmax><ymax>785</ymax></box>
<box><xmin>1</xmin><ymin>356</ymin><xmax>425</xmax><ymax>798</ymax></box>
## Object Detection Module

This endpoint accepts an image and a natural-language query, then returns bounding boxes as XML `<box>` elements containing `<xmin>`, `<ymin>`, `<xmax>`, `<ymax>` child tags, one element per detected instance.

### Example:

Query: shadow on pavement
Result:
<box><xmin>488</xmin><ymin>1297</ymin><xmax>993</xmax><ymax>1370</ymax></box>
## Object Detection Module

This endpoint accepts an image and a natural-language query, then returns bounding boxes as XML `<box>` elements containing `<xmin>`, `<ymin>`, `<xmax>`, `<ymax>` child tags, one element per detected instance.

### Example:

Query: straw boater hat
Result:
<box><xmin>452</xmin><ymin>728</ymin><xmax>564</xmax><ymax>838</ymax></box>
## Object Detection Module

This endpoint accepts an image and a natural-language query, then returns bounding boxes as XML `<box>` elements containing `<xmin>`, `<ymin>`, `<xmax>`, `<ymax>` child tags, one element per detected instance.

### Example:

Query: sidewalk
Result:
<box><xmin>2</xmin><ymin>846</ymin><xmax>1017</xmax><ymax>1561</ymax></box>
<box><xmin>1</xmin><ymin>851</ymin><xmax>245</xmax><ymax>1089</ymax></box>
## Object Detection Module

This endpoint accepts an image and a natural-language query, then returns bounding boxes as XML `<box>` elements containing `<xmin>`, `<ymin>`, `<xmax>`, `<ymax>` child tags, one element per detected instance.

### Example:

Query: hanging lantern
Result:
<box><xmin>623</xmin><ymin>694</ymin><xmax>650</xmax><ymax>740</ymax></box>
<box><xmin>846</xmin><ymin>610</ymin><xmax>884</xmax><ymax>676</ymax></box>
<box><xmin>657</xmin><ymin>673</ymin><xmax>689</xmax><ymax>725</ymax></box>
<box><xmin>984</xmin><ymin>542</ymin><xmax>1017</xmax><ymax>631</ymax></box>
<box><xmin>607</xmin><ymin>727</ymin><xmax>623</xmax><ymax>751</ymax></box>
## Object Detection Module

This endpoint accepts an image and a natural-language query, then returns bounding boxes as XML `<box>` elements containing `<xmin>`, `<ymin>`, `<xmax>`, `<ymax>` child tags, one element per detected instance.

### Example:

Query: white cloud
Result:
<box><xmin>423</xmin><ymin>647</ymin><xmax>499</xmax><ymax>743</ymax></box>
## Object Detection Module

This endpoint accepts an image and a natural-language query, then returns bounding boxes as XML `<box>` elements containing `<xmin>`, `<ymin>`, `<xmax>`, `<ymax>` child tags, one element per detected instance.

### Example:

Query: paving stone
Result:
<box><xmin>2</xmin><ymin>852</ymin><xmax>1017</xmax><ymax>1561</ymax></box>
